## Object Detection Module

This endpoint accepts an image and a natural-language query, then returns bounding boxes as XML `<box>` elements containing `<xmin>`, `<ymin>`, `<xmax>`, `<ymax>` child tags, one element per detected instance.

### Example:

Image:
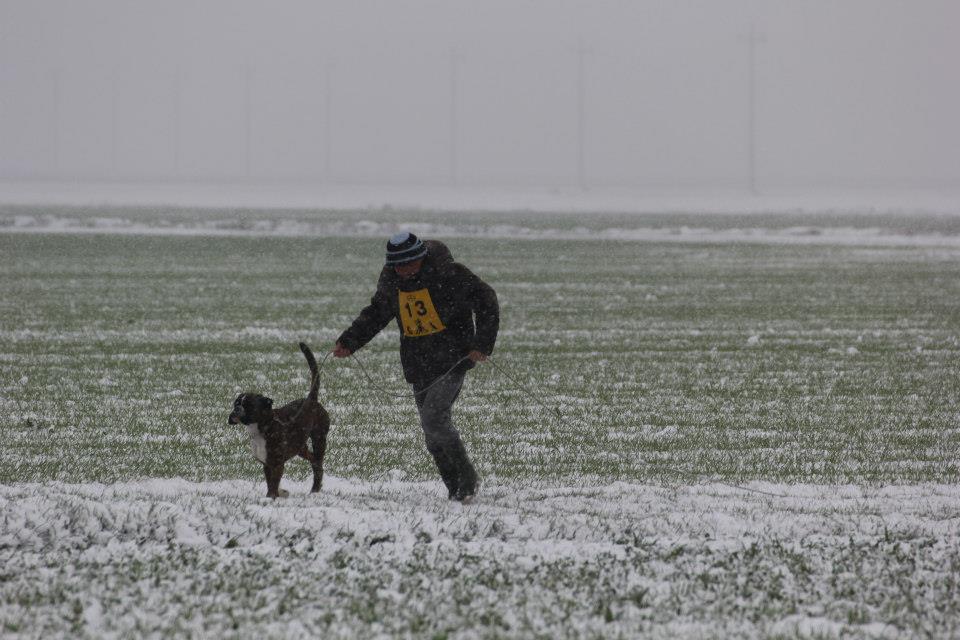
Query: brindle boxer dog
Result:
<box><xmin>229</xmin><ymin>342</ymin><xmax>330</xmax><ymax>498</ymax></box>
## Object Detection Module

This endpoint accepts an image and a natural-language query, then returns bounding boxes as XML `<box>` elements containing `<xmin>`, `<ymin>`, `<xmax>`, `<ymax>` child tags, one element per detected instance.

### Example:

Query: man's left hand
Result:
<box><xmin>467</xmin><ymin>350</ymin><xmax>487</xmax><ymax>363</ymax></box>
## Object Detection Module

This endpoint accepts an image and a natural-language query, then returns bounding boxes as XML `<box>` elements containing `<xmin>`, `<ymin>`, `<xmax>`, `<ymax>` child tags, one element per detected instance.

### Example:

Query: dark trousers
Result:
<box><xmin>413</xmin><ymin>371</ymin><xmax>478</xmax><ymax>498</ymax></box>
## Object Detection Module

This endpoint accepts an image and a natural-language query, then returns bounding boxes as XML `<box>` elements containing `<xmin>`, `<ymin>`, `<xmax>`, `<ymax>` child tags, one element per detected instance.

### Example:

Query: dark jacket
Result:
<box><xmin>337</xmin><ymin>240</ymin><xmax>500</xmax><ymax>385</ymax></box>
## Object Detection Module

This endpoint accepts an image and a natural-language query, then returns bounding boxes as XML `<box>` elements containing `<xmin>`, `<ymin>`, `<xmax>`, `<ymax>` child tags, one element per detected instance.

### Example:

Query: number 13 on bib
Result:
<box><xmin>399</xmin><ymin>289</ymin><xmax>446</xmax><ymax>337</ymax></box>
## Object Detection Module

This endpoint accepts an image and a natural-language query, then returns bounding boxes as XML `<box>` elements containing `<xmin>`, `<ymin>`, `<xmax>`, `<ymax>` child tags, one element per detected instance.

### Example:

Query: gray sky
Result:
<box><xmin>1</xmin><ymin>0</ymin><xmax>958</xmax><ymax>190</ymax></box>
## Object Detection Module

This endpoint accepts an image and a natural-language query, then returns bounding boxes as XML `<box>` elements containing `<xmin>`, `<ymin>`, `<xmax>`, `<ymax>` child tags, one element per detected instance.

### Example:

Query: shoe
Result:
<box><xmin>447</xmin><ymin>441</ymin><xmax>478</xmax><ymax>503</ymax></box>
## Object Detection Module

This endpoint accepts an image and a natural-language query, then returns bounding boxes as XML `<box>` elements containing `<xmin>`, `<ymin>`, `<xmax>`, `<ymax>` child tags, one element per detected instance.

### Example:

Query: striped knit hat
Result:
<box><xmin>385</xmin><ymin>231</ymin><xmax>427</xmax><ymax>266</ymax></box>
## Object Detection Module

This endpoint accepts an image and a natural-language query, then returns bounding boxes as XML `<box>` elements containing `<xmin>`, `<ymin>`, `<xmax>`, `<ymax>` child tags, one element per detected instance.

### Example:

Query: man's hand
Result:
<box><xmin>332</xmin><ymin>342</ymin><xmax>352</xmax><ymax>358</ymax></box>
<box><xmin>467</xmin><ymin>350</ymin><xmax>487</xmax><ymax>363</ymax></box>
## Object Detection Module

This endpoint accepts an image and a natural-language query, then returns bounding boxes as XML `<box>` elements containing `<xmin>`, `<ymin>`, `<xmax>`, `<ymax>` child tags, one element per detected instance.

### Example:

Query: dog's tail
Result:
<box><xmin>287</xmin><ymin>342</ymin><xmax>320</xmax><ymax>425</ymax></box>
<box><xmin>299</xmin><ymin>341</ymin><xmax>320</xmax><ymax>403</ymax></box>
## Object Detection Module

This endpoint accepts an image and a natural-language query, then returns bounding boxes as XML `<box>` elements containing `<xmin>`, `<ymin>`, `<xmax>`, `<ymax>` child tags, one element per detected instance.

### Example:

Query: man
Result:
<box><xmin>333</xmin><ymin>231</ymin><xmax>499</xmax><ymax>503</ymax></box>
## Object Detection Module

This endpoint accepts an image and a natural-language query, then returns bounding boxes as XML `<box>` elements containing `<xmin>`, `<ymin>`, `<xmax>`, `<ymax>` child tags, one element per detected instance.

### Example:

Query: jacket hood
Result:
<box><xmin>424</xmin><ymin>239</ymin><xmax>453</xmax><ymax>266</ymax></box>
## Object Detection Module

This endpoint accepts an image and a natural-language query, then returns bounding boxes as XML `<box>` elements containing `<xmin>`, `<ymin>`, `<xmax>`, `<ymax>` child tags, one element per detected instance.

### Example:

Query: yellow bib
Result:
<box><xmin>399</xmin><ymin>288</ymin><xmax>446</xmax><ymax>337</ymax></box>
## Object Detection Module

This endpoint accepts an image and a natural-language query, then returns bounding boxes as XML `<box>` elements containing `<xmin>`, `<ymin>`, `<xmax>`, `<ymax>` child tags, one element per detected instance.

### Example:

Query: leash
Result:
<box><xmin>310</xmin><ymin>342</ymin><xmax>469</xmax><ymax>399</ymax></box>
<box><xmin>348</xmin><ymin>353</ymin><xmax>471</xmax><ymax>399</ymax></box>
<box><xmin>315</xmin><ymin>348</ymin><xmax>332</xmax><ymax>383</ymax></box>
<box><xmin>338</xmin><ymin>349</ymin><xmax>787</xmax><ymax>499</ymax></box>
<box><xmin>485</xmin><ymin>357</ymin><xmax>563</xmax><ymax>422</ymax></box>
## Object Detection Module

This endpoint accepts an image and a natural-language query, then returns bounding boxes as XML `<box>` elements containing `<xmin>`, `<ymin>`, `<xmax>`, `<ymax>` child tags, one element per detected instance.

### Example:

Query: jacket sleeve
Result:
<box><xmin>462</xmin><ymin>267</ymin><xmax>499</xmax><ymax>355</ymax></box>
<box><xmin>337</xmin><ymin>271</ymin><xmax>395</xmax><ymax>353</ymax></box>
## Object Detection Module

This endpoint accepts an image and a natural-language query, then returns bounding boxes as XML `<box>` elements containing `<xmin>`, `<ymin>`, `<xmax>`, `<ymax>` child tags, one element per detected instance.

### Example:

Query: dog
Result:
<box><xmin>228</xmin><ymin>342</ymin><xmax>330</xmax><ymax>498</ymax></box>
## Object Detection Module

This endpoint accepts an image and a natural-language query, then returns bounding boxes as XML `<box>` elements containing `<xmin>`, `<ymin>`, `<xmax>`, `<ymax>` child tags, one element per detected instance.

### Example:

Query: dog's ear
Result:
<box><xmin>260</xmin><ymin>397</ymin><xmax>273</xmax><ymax>411</ymax></box>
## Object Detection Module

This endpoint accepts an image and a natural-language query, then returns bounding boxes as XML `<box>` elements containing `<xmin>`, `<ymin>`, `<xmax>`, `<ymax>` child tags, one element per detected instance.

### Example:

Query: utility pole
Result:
<box><xmin>576</xmin><ymin>40</ymin><xmax>591</xmax><ymax>191</ymax></box>
<box><xmin>53</xmin><ymin>69</ymin><xmax>61</xmax><ymax>177</ymax></box>
<box><xmin>173</xmin><ymin>66</ymin><xmax>181</xmax><ymax>178</ymax></box>
<box><xmin>743</xmin><ymin>25</ymin><xmax>766</xmax><ymax>195</ymax></box>
<box><xmin>243</xmin><ymin>59</ymin><xmax>252</xmax><ymax>180</ymax></box>
<box><xmin>110</xmin><ymin>72</ymin><xmax>118</xmax><ymax>179</ymax></box>
<box><xmin>324</xmin><ymin>57</ymin><xmax>333</xmax><ymax>182</ymax></box>
<box><xmin>450</xmin><ymin>46</ymin><xmax>461</xmax><ymax>187</ymax></box>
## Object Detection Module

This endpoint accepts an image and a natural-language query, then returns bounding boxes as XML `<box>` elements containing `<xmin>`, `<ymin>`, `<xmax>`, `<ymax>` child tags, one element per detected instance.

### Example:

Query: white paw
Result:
<box><xmin>278</xmin><ymin>489</ymin><xmax>290</xmax><ymax>498</ymax></box>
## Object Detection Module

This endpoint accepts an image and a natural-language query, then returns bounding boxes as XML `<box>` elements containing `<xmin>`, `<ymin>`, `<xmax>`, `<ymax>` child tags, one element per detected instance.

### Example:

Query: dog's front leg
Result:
<box><xmin>264</xmin><ymin>463</ymin><xmax>285</xmax><ymax>498</ymax></box>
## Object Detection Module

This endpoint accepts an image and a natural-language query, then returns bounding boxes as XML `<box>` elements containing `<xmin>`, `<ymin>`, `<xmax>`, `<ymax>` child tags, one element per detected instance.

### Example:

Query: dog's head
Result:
<box><xmin>228</xmin><ymin>393</ymin><xmax>273</xmax><ymax>426</ymax></box>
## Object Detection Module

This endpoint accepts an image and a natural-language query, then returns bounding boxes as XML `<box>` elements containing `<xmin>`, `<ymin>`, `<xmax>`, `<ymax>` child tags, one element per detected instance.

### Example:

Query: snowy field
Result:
<box><xmin>2</xmin><ymin>205</ymin><xmax>959</xmax><ymax>637</ymax></box>
<box><xmin>4</xmin><ymin>200</ymin><xmax>960</xmax><ymax>247</ymax></box>
<box><xmin>1</xmin><ymin>180</ymin><xmax>959</xmax><ymax>218</ymax></box>
<box><xmin>3</xmin><ymin>478</ymin><xmax>959</xmax><ymax>639</ymax></box>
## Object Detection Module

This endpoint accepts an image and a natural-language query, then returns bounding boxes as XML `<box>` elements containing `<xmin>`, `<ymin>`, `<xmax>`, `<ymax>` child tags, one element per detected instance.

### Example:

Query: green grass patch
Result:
<box><xmin>1</xmin><ymin>221</ymin><xmax>958</xmax><ymax>486</ymax></box>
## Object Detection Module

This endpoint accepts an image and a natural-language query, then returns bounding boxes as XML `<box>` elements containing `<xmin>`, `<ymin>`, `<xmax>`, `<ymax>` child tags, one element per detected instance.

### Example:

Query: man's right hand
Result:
<box><xmin>332</xmin><ymin>342</ymin><xmax>352</xmax><ymax>358</ymax></box>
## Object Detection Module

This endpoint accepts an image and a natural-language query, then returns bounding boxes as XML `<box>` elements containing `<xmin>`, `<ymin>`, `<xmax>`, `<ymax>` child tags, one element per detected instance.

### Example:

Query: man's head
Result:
<box><xmin>386</xmin><ymin>231</ymin><xmax>427</xmax><ymax>278</ymax></box>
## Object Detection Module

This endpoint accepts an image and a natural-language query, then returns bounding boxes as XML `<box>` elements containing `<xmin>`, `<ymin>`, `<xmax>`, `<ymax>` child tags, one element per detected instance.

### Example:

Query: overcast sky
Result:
<box><xmin>1</xmin><ymin>0</ymin><xmax>958</xmax><ymax>191</ymax></box>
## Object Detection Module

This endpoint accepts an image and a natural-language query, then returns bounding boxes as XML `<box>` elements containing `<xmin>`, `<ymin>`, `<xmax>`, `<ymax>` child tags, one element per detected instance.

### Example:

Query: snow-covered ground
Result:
<box><xmin>4</xmin><ymin>207</ymin><xmax>960</xmax><ymax>247</ymax></box>
<box><xmin>3</xmin><ymin>181</ymin><xmax>960</xmax><ymax>246</ymax></box>
<box><xmin>2</xmin><ymin>477</ymin><xmax>958</xmax><ymax>638</ymax></box>
<box><xmin>2</xmin><ymin>180</ymin><xmax>959</xmax><ymax>216</ymax></box>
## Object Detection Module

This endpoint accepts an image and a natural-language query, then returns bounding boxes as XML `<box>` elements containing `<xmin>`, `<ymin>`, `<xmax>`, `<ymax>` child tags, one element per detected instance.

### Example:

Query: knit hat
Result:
<box><xmin>385</xmin><ymin>231</ymin><xmax>427</xmax><ymax>266</ymax></box>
